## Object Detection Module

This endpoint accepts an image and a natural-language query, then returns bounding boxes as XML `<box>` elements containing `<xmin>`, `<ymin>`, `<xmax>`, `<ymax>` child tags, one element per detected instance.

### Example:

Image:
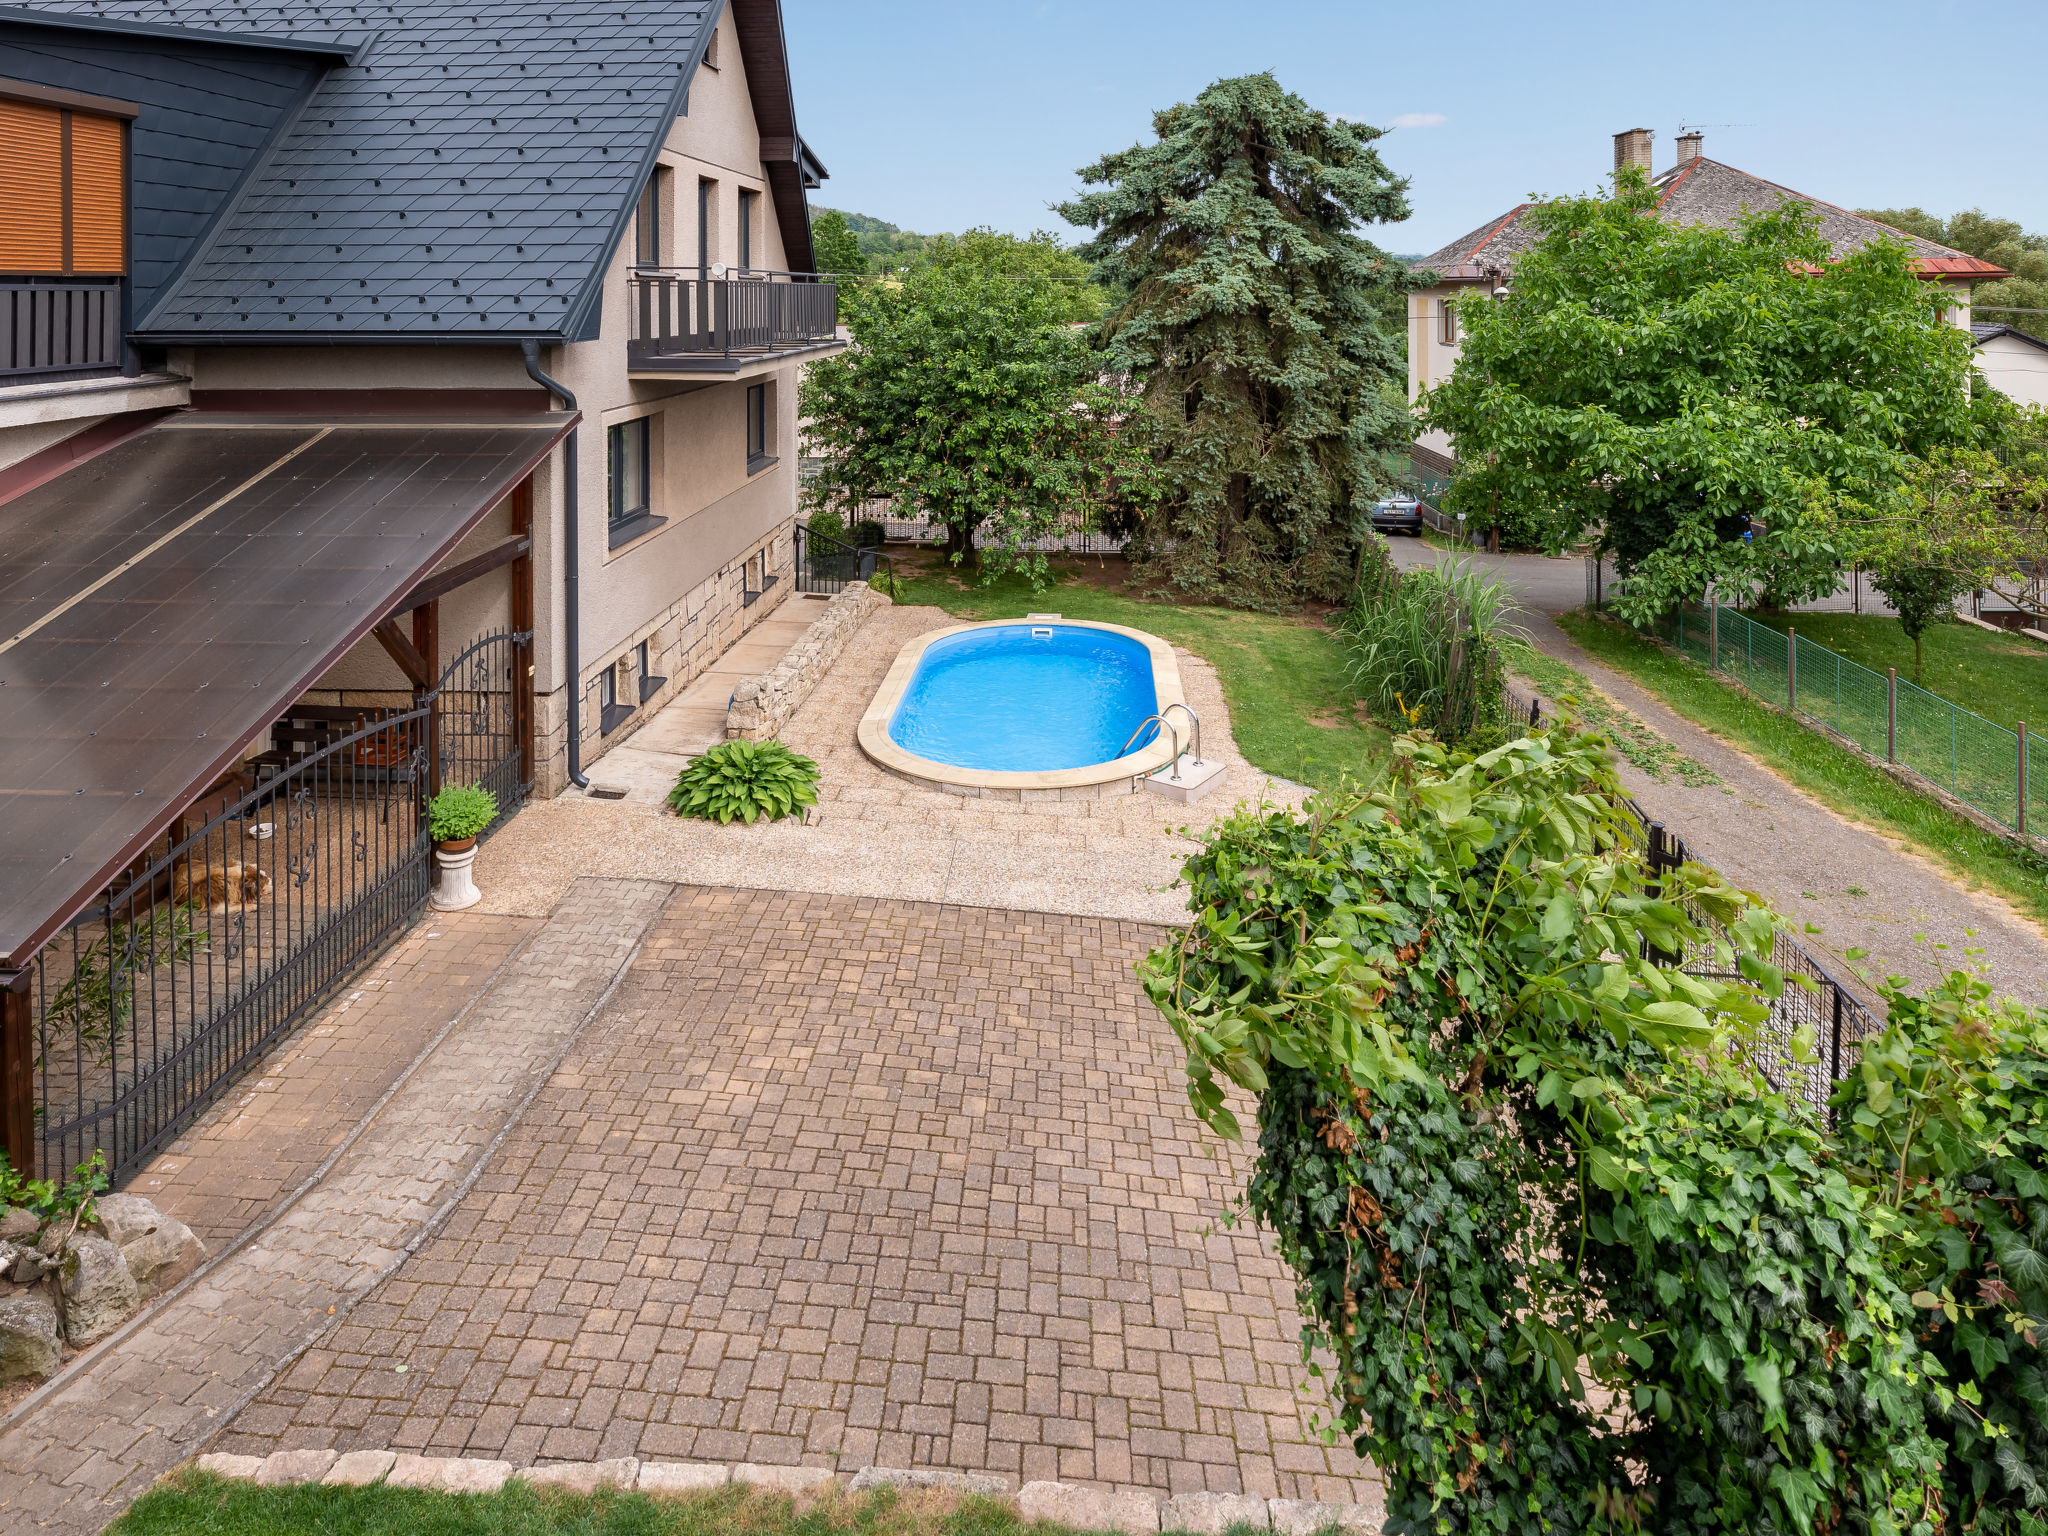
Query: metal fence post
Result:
<box><xmin>1887</xmin><ymin>668</ymin><xmax>1897</xmax><ymax>762</ymax></box>
<box><xmin>1</xmin><ymin>968</ymin><xmax>33</xmax><ymax>1179</ymax></box>
<box><xmin>2021</xmin><ymin>721</ymin><xmax>2030</xmax><ymax>836</ymax></box>
<box><xmin>1710</xmin><ymin>595</ymin><xmax>1718</xmax><ymax>672</ymax></box>
<box><xmin>1787</xmin><ymin>626</ymin><xmax>1797</xmax><ymax>713</ymax></box>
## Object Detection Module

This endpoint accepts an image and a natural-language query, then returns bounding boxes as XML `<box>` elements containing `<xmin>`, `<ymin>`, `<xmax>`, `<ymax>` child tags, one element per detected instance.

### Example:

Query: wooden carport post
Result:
<box><xmin>413</xmin><ymin>598</ymin><xmax>441</xmax><ymax>798</ymax></box>
<box><xmin>1</xmin><ymin>967</ymin><xmax>34</xmax><ymax>1179</ymax></box>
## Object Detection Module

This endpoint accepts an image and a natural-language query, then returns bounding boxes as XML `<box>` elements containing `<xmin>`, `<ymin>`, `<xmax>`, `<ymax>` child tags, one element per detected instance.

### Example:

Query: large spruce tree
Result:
<box><xmin>1059</xmin><ymin>73</ymin><xmax>1419</xmax><ymax>607</ymax></box>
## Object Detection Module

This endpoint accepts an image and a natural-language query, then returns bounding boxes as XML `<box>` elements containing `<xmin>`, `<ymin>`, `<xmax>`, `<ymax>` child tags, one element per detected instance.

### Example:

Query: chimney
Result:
<box><xmin>1612</xmin><ymin>127</ymin><xmax>1654</xmax><ymax>176</ymax></box>
<box><xmin>1676</xmin><ymin>131</ymin><xmax>1703</xmax><ymax>165</ymax></box>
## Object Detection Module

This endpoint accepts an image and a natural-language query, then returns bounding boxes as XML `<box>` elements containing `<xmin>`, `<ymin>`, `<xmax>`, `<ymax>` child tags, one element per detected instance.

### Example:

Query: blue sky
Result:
<box><xmin>782</xmin><ymin>0</ymin><xmax>2048</xmax><ymax>256</ymax></box>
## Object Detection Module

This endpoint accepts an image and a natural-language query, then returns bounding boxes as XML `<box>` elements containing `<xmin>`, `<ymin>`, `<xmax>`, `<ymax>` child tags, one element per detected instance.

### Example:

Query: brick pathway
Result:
<box><xmin>134</xmin><ymin>913</ymin><xmax>538</xmax><ymax>1249</ymax></box>
<box><xmin>0</xmin><ymin>880</ymin><xmax>671</xmax><ymax>1533</ymax></box>
<box><xmin>216</xmin><ymin>886</ymin><xmax>1379</xmax><ymax>1503</ymax></box>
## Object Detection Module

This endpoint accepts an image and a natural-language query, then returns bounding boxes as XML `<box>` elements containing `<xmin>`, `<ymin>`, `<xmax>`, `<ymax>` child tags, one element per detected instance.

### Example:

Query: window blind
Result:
<box><xmin>0</xmin><ymin>99</ymin><xmax>125</xmax><ymax>274</ymax></box>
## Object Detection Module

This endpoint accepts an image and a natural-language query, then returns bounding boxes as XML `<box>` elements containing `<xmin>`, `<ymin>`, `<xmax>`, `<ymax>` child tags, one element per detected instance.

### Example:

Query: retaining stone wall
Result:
<box><xmin>725</xmin><ymin>581</ymin><xmax>884</xmax><ymax>741</ymax></box>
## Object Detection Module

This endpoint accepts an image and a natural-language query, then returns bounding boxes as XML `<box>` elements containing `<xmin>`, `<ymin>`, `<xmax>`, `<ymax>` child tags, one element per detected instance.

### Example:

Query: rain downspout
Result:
<box><xmin>521</xmin><ymin>342</ymin><xmax>588</xmax><ymax>788</ymax></box>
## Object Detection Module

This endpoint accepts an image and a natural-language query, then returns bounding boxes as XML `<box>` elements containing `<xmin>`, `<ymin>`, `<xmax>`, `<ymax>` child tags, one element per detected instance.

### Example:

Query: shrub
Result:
<box><xmin>850</xmin><ymin>517</ymin><xmax>887</xmax><ymax>550</ymax></box>
<box><xmin>1343</xmin><ymin>555</ymin><xmax>1519</xmax><ymax>742</ymax></box>
<box><xmin>1142</xmin><ymin>732</ymin><xmax>1945</xmax><ymax>1536</ymax></box>
<box><xmin>806</xmin><ymin>509</ymin><xmax>846</xmax><ymax>543</ymax></box>
<box><xmin>667</xmin><ymin>740</ymin><xmax>819</xmax><ymax>825</ymax></box>
<box><xmin>427</xmin><ymin>783</ymin><xmax>498</xmax><ymax>843</ymax></box>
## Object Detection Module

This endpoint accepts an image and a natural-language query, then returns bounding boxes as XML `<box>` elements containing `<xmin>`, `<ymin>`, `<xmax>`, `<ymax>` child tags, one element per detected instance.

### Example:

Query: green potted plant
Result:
<box><xmin>427</xmin><ymin>783</ymin><xmax>498</xmax><ymax>911</ymax></box>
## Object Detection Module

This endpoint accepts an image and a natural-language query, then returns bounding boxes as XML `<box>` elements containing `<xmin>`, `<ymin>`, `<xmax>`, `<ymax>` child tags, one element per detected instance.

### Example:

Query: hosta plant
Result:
<box><xmin>668</xmin><ymin>740</ymin><xmax>819</xmax><ymax>825</ymax></box>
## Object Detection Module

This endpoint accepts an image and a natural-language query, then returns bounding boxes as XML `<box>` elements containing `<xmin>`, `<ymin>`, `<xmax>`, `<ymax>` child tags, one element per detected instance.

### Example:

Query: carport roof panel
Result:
<box><xmin>0</xmin><ymin>414</ymin><xmax>569</xmax><ymax>967</ymax></box>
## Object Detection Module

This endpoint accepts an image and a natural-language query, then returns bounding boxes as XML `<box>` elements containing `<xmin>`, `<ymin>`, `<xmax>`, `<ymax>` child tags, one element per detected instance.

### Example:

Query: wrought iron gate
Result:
<box><xmin>429</xmin><ymin>627</ymin><xmax>533</xmax><ymax>841</ymax></box>
<box><xmin>22</xmin><ymin>709</ymin><xmax>432</xmax><ymax>1186</ymax></box>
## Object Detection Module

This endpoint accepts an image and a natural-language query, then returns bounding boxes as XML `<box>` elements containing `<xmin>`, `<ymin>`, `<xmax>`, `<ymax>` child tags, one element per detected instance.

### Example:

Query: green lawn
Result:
<box><xmin>885</xmin><ymin>557</ymin><xmax>1386</xmax><ymax>789</ymax></box>
<box><xmin>1738</xmin><ymin>610</ymin><xmax>2048</xmax><ymax>733</ymax></box>
<box><xmin>112</xmin><ymin>1473</ymin><xmax>1119</xmax><ymax>1536</ymax></box>
<box><xmin>1557</xmin><ymin>611</ymin><xmax>2048</xmax><ymax>927</ymax></box>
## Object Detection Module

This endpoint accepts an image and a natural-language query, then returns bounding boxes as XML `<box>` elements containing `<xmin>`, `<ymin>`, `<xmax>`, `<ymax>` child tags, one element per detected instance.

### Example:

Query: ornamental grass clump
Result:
<box><xmin>426</xmin><ymin>784</ymin><xmax>498</xmax><ymax>845</ymax></box>
<box><xmin>1343</xmin><ymin>553</ymin><xmax>1518</xmax><ymax>743</ymax></box>
<box><xmin>1143</xmin><ymin>728</ymin><xmax>1961</xmax><ymax>1536</ymax></box>
<box><xmin>668</xmin><ymin>740</ymin><xmax>819</xmax><ymax>825</ymax></box>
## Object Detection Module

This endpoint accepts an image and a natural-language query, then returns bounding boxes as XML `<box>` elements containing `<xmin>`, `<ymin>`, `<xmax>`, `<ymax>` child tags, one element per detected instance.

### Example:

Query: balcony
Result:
<box><xmin>2</xmin><ymin>277</ymin><xmax>123</xmax><ymax>383</ymax></box>
<box><xmin>627</xmin><ymin>268</ymin><xmax>840</xmax><ymax>374</ymax></box>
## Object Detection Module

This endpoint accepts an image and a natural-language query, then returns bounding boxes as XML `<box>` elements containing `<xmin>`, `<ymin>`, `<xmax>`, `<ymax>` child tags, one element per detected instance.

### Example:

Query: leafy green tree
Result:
<box><xmin>799</xmin><ymin>233</ymin><xmax>1154</xmax><ymax>582</ymax></box>
<box><xmin>1059</xmin><ymin>73</ymin><xmax>1419</xmax><ymax>609</ymax></box>
<box><xmin>917</xmin><ymin>228</ymin><xmax>1105</xmax><ymax>324</ymax></box>
<box><xmin>1421</xmin><ymin>173</ymin><xmax>1977</xmax><ymax>620</ymax></box>
<box><xmin>809</xmin><ymin>208</ymin><xmax>865</xmax><ymax>277</ymax></box>
<box><xmin>1861</xmin><ymin>206</ymin><xmax>2048</xmax><ymax>335</ymax></box>
<box><xmin>1868</xmin><ymin>561</ymin><xmax>1968</xmax><ymax>682</ymax></box>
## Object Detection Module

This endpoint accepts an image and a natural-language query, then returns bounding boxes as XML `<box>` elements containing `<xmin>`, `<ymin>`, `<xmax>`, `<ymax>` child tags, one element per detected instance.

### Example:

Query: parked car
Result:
<box><xmin>1370</xmin><ymin>494</ymin><xmax>1425</xmax><ymax>536</ymax></box>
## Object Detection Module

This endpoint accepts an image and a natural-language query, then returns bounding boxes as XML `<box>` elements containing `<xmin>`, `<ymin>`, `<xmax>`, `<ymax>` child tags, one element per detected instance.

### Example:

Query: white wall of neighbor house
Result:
<box><xmin>1408</xmin><ymin>285</ymin><xmax>1471</xmax><ymax>458</ymax></box>
<box><xmin>1978</xmin><ymin>333</ymin><xmax>2048</xmax><ymax>409</ymax></box>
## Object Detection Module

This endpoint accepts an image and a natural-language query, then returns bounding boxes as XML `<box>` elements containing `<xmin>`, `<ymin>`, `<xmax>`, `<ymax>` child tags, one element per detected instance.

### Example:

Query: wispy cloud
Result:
<box><xmin>1388</xmin><ymin>112</ymin><xmax>1449</xmax><ymax>129</ymax></box>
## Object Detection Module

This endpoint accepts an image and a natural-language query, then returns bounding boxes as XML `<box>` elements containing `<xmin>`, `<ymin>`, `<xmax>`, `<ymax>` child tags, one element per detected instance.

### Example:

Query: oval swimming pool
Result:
<box><xmin>887</xmin><ymin>624</ymin><xmax>1160</xmax><ymax>772</ymax></box>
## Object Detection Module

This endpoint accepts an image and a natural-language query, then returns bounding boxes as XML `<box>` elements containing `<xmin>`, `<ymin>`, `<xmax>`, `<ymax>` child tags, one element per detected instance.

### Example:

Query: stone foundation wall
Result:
<box><xmin>725</xmin><ymin>582</ymin><xmax>885</xmax><ymax>741</ymax></box>
<box><xmin>533</xmin><ymin>519</ymin><xmax>794</xmax><ymax>796</ymax></box>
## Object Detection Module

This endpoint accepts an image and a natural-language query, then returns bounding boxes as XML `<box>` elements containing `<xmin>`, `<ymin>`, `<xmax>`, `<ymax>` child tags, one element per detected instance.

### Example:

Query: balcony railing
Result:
<box><xmin>628</xmin><ymin>268</ymin><xmax>838</xmax><ymax>371</ymax></box>
<box><xmin>2</xmin><ymin>277</ymin><xmax>122</xmax><ymax>382</ymax></box>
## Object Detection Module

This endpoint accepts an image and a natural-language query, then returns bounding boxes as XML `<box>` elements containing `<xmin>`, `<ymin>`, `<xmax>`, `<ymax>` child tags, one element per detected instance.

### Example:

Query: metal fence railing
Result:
<box><xmin>795</xmin><ymin>520</ymin><xmax>894</xmax><ymax>596</ymax></box>
<box><xmin>1503</xmin><ymin>680</ymin><xmax>1884</xmax><ymax>1110</ymax></box>
<box><xmin>1633</xmin><ymin>599</ymin><xmax>2042</xmax><ymax>838</ymax></box>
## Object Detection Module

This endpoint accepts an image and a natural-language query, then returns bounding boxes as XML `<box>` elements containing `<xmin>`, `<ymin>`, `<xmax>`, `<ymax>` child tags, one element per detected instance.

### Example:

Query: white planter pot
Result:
<box><xmin>431</xmin><ymin>841</ymin><xmax>480</xmax><ymax>911</ymax></box>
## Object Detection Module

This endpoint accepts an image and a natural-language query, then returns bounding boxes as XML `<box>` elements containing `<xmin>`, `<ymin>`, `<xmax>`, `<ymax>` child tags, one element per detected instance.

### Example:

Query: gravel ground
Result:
<box><xmin>472</xmin><ymin>602</ymin><xmax>1308</xmax><ymax>926</ymax></box>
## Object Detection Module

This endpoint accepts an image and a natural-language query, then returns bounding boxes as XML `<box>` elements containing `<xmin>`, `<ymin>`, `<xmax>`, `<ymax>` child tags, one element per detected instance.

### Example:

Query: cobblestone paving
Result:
<box><xmin>133</xmin><ymin>914</ymin><xmax>538</xmax><ymax>1249</ymax></box>
<box><xmin>218</xmin><ymin>886</ymin><xmax>1379</xmax><ymax>1503</ymax></box>
<box><xmin>0</xmin><ymin>880</ymin><xmax>670</xmax><ymax>1534</ymax></box>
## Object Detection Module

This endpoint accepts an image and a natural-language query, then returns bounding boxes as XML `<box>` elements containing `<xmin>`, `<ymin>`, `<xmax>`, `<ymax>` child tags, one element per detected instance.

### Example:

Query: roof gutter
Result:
<box><xmin>520</xmin><ymin>342</ymin><xmax>588</xmax><ymax>790</ymax></box>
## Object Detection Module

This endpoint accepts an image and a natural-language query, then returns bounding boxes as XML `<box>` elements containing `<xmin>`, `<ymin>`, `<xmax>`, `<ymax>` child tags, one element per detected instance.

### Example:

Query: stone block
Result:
<box><xmin>1141</xmin><ymin>758</ymin><xmax>1229</xmax><ymax>806</ymax></box>
<box><xmin>637</xmin><ymin>1461</ymin><xmax>732</xmax><ymax>1494</ymax></box>
<box><xmin>255</xmin><ymin>1449</ymin><xmax>339</xmax><ymax>1486</ymax></box>
<box><xmin>1018</xmin><ymin>1480</ymin><xmax>1161</xmax><ymax>1535</ymax></box>
<box><xmin>0</xmin><ymin>1207</ymin><xmax>36</xmax><ymax>1241</ymax></box>
<box><xmin>733</xmin><ymin>1463</ymin><xmax>839</xmax><ymax>1494</ymax></box>
<box><xmin>95</xmin><ymin>1194</ymin><xmax>207</xmax><ymax>1298</ymax></box>
<box><xmin>521</xmin><ymin>1458</ymin><xmax>640</xmax><ymax>1494</ymax></box>
<box><xmin>53</xmin><ymin>1232</ymin><xmax>140</xmax><ymax>1346</ymax></box>
<box><xmin>323</xmin><ymin>1450</ymin><xmax>397</xmax><ymax>1486</ymax></box>
<box><xmin>1161</xmin><ymin>1492</ymin><xmax>1268</xmax><ymax>1535</ymax></box>
<box><xmin>1268</xmin><ymin>1500</ymin><xmax>1381</xmax><ymax>1536</ymax></box>
<box><xmin>196</xmin><ymin>1453</ymin><xmax>265</xmax><ymax>1480</ymax></box>
<box><xmin>850</xmin><ymin>1467</ymin><xmax>1012</xmax><ymax>1496</ymax></box>
<box><xmin>0</xmin><ymin>1287</ymin><xmax>61</xmax><ymax>1385</ymax></box>
<box><xmin>386</xmin><ymin>1454</ymin><xmax>513</xmax><ymax>1493</ymax></box>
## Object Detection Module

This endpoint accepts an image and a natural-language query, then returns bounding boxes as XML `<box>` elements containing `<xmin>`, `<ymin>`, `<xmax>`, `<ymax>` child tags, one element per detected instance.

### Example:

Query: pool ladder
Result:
<box><xmin>1117</xmin><ymin>703</ymin><xmax>1201</xmax><ymax>783</ymax></box>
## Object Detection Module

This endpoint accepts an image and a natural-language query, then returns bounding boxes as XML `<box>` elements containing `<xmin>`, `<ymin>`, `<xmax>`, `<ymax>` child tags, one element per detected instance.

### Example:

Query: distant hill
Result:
<box><xmin>814</xmin><ymin>208</ymin><xmax>946</xmax><ymax>273</ymax></box>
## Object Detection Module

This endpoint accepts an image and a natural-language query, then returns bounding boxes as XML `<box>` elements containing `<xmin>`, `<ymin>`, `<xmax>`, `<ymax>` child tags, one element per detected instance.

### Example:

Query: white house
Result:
<box><xmin>1973</xmin><ymin>323</ymin><xmax>2048</xmax><ymax>410</ymax></box>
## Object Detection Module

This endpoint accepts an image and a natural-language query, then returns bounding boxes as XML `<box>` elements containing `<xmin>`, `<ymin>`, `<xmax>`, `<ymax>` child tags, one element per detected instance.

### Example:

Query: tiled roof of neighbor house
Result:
<box><xmin>1415</xmin><ymin>156</ymin><xmax>2008</xmax><ymax>284</ymax></box>
<box><xmin>1973</xmin><ymin>321</ymin><xmax>2048</xmax><ymax>352</ymax></box>
<box><xmin>15</xmin><ymin>0</ymin><xmax>766</xmax><ymax>343</ymax></box>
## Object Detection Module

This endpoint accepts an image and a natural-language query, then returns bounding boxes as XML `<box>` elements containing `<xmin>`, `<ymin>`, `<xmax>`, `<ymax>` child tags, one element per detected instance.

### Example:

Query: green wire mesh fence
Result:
<box><xmin>1641</xmin><ymin>601</ymin><xmax>2039</xmax><ymax>837</ymax></box>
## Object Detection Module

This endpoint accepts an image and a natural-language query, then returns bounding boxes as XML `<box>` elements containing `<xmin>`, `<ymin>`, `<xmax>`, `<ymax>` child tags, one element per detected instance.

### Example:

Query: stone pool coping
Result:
<box><xmin>856</xmin><ymin>618</ymin><xmax>1187</xmax><ymax>800</ymax></box>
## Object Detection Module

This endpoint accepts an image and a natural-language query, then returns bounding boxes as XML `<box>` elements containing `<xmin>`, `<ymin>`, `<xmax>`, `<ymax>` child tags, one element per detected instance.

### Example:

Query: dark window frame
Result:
<box><xmin>606</xmin><ymin>417</ymin><xmax>665</xmax><ymax>547</ymax></box>
<box><xmin>745</xmin><ymin>383</ymin><xmax>775</xmax><ymax>474</ymax></box>
<box><xmin>737</xmin><ymin>188</ymin><xmax>755</xmax><ymax>270</ymax></box>
<box><xmin>697</xmin><ymin>177</ymin><xmax>714</xmax><ymax>271</ymax></box>
<box><xmin>635</xmin><ymin>167</ymin><xmax>666</xmax><ymax>266</ymax></box>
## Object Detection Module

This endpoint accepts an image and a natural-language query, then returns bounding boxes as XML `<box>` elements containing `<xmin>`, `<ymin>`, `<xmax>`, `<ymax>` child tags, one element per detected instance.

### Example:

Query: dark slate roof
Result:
<box><xmin>1974</xmin><ymin>321</ymin><xmax>2048</xmax><ymax>352</ymax></box>
<box><xmin>19</xmin><ymin>0</ymin><xmax>723</xmax><ymax>343</ymax></box>
<box><xmin>1414</xmin><ymin>156</ymin><xmax>2007</xmax><ymax>284</ymax></box>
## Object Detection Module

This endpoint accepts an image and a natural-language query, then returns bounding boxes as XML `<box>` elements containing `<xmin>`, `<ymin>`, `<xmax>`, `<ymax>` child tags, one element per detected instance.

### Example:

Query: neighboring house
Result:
<box><xmin>1973</xmin><ymin>322</ymin><xmax>2048</xmax><ymax>411</ymax></box>
<box><xmin>0</xmin><ymin>0</ymin><xmax>840</xmax><ymax>1184</ymax></box>
<box><xmin>1407</xmin><ymin>128</ymin><xmax>2010</xmax><ymax>459</ymax></box>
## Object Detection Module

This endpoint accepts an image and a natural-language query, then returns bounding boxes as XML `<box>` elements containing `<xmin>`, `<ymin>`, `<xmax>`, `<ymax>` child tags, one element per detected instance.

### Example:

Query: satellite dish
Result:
<box><xmin>709</xmin><ymin>262</ymin><xmax>728</xmax><ymax>278</ymax></box>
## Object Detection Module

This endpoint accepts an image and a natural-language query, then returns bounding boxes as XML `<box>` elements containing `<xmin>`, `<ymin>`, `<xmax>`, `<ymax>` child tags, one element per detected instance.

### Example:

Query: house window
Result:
<box><xmin>0</xmin><ymin>94</ymin><xmax>128</xmax><ymax>274</ymax></box>
<box><xmin>608</xmin><ymin>417</ymin><xmax>651</xmax><ymax>535</ymax></box>
<box><xmin>598</xmin><ymin>665</ymin><xmax>618</xmax><ymax>732</ymax></box>
<box><xmin>635</xmin><ymin>637</ymin><xmax>667</xmax><ymax>702</ymax></box>
<box><xmin>746</xmin><ymin>383</ymin><xmax>774</xmax><ymax>473</ymax></box>
<box><xmin>636</xmin><ymin>166</ymin><xmax>668</xmax><ymax>265</ymax></box>
<box><xmin>697</xmin><ymin>177</ymin><xmax>715</xmax><ymax>270</ymax></box>
<box><xmin>1440</xmin><ymin>299</ymin><xmax>1458</xmax><ymax>346</ymax></box>
<box><xmin>738</xmin><ymin>188</ymin><xmax>756</xmax><ymax>270</ymax></box>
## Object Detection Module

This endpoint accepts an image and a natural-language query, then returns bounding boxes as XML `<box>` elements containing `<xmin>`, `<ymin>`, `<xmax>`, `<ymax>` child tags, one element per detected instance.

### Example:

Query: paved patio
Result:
<box><xmin>213</xmin><ymin>884</ymin><xmax>1378</xmax><ymax>1503</ymax></box>
<box><xmin>471</xmin><ymin>600</ymin><xmax>1309</xmax><ymax>926</ymax></box>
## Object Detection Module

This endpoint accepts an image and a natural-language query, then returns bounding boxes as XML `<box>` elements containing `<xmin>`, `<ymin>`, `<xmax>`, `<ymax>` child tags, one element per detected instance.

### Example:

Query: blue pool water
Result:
<box><xmin>888</xmin><ymin>625</ymin><xmax>1160</xmax><ymax>772</ymax></box>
